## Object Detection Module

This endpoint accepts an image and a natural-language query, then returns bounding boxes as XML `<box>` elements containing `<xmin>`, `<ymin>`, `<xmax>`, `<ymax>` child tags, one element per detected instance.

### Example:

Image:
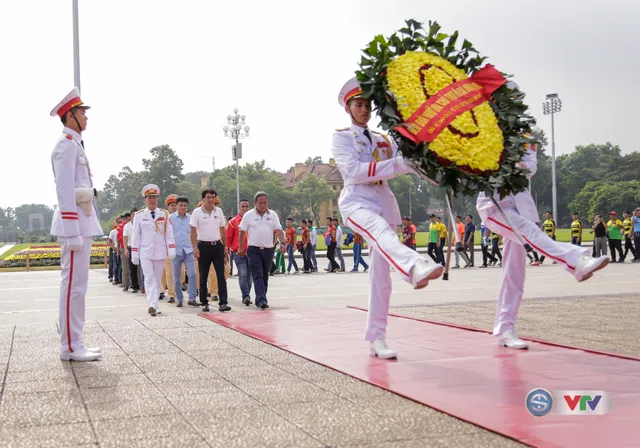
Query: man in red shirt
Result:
<box><xmin>226</xmin><ymin>199</ymin><xmax>252</xmax><ymax>305</ymax></box>
<box><xmin>325</xmin><ymin>217</ymin><xmax>340</xmax><ymax>272</ymax></box>
<box><xmin>300</xmin><ymin>219</ymin><xmax>313</xmax><ymax>273</ymax></box>
<box><xmin>285</xmin><ymin>218</ymin><xmax>300</xmax><ymax>274</ymax></box>
<box><xmin>401</xmin><ymin>216</ymin><xmax>415</xmax><ymax>250</ymax></box>
<box><xmin>352</xmin><ymin>232</ymin><xmax>369</xmax><ymax>272</ymax></box>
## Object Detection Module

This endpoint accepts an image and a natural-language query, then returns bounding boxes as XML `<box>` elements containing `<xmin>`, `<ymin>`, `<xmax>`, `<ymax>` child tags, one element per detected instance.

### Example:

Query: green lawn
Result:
<box><xmin>313</xmin><ymin>228</ymin><xmax>593</xmax><ymax>250</ymax></box>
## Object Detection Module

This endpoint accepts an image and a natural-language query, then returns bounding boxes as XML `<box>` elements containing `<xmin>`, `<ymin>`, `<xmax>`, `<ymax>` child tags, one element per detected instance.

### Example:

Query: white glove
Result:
<box><xmin>168</xmin><ymin>248</ymin><xmax>176</xmax><ymax>259</ymax></box>
<box><xmin>132</xmin><ymin>252</ymin><xmax>139</xmax><ymax>265</ymax></box>
<box><xmin>60</xmin><ymin>236</ymin><xmax>83</xmax><ymax>253</ymax></box>
<box><xmin>394</xmin><ymin>156</ymin><xmax>416</xmax><ymax>175</ymax></box>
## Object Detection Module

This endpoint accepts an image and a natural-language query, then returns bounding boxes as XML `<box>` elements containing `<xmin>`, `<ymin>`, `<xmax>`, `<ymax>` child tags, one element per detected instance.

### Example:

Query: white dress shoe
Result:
<box><xmin>497</xmin><ymin>330</ymin><xmax>529</xmax><ymax>349</ymax></box>
<box><xmin>411</xmin><ymin>261</ymin><xmax>444</xmax><ymax>289</ymax></box>
<box><xmin>86</xmin><ymin>347</ymin><xmax>101</xmax><ymax>353</ymax></box>
<box><xmin>60</xmin><ymin>348</ymin><xmax>102</xmax><ymax>362</ymax></box>
<box><xmin>370</xmin><ymin>338</ymin><xmax>397</xmax><ymax>359</ymax></box>
<box><xmin>574</xmin><ymin>255</ymin><xmax>609</xmax><ymax>282</ymax></box>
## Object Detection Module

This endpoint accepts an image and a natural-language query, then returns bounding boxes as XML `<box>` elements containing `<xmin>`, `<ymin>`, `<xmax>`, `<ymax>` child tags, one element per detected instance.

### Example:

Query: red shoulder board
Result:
<box><xmin>66</xmin><ymin>134</ymin><xmax>73</xmax><ymax>140</ymax></box>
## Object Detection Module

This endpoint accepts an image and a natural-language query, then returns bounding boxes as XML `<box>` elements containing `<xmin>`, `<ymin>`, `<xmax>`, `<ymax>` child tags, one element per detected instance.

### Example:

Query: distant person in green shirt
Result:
<box><xmin>427</xmin><ymin>215</ymin><xmax>442</xmax><ymax>264</ymax></box>
<box><xmin>607</xmin><ymin>211</ymin><xmax>624</xmax><ymax>262</ymax></box>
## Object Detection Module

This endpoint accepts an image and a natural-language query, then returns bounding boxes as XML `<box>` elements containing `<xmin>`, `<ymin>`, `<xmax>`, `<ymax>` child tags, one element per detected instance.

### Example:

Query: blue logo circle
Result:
<box><xmin>526</xmin><ymin>388</ymin><xmax>553</xmax><ymax>417</ymax></box>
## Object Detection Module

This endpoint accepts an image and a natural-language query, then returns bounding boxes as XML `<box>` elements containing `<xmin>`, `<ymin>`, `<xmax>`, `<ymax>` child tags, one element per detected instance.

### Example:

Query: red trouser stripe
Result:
<box><xmin>66</xmin><ymin>251</ymin><xmax>75</xmax><ymax>352</ymax></box>
<box><xmin>487</xmin><ymin>217</ymin><xmax>575</xmax><ymax>271</ymax></box>
<box><xmin>347</xmin><ymin>217</ymin><xmax>409</xmax><ymax>277</ymax></box>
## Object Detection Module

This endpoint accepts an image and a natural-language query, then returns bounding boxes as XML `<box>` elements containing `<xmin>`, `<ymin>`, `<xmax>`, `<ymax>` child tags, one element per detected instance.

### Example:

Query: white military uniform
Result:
<box><xmin>332</xmin><ymin>123</ymin><xmax>424</xmax><ymax>341</ymax></box>
<box><xmin>477</xmin><ymin>143</ymin><xmax>589</xmax><ymax>336</ymax></box>
<box><xmin>50</xmin><ymin>89</ymin><xmax>103</xmax><ymax>357</ymax></box>
<box><xmin>130</xmin><ymin>187</ymin><xmax>176</xmax><ymax>313</ymax></box>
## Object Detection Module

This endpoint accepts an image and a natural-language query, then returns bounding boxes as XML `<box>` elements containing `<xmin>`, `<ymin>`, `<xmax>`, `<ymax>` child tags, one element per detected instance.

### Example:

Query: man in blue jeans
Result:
<box><xmin>226</xmin><ymin>199</ymin><xmax>253</xmax><ymax>305</ymax></box>
<box><xmin>285</xmin><ymin>218</ymin><xmax>300</xmax><ymax>274</ymax></box>
<box><xmin>238</xmin><ymin>192</ymin><xmax>286</xmax><ymax>309</ymax></box>
<box><xmin>169</xmin><ymin>197</ymin><xmax>198</xmax><ymax>307</ymax></box>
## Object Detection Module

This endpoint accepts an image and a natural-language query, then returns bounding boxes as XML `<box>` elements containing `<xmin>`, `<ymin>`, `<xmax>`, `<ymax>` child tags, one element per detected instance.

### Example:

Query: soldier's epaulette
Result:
<box><xmin>335</xmin><ymin>127</ymin><xmax>349</xmax><ymax>131</ymax></box>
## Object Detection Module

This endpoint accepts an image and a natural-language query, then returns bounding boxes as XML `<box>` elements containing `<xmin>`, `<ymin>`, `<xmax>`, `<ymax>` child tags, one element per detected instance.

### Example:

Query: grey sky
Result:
<box><xmin>1</xmin><ymin>0</ymin><xmax>638</xmax><ymax>208</ymax></box>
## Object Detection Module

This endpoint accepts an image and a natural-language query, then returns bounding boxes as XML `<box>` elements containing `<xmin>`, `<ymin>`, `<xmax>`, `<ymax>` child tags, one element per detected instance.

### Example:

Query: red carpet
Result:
<box><xmin>200</xmin><ymin>308</ymin><xmax>640</xmax><ymax>448</ymax></box>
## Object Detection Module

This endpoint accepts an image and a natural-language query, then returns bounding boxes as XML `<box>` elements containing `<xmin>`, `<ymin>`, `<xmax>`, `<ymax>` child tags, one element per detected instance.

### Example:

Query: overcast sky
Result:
<box><xmin>1</xmin><ymin>0</ymin><xmax>638</xmax><ymax>208</ymax></box>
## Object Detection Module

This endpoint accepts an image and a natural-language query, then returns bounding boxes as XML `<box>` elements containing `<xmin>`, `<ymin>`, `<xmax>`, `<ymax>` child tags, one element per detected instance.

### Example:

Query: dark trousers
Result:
<box><xmin>623</xmin><ymin>236</ymin><xmax>636</xmax><ymax>261</ymax></box>
<box><xmin>198</xmin><ymin>241</ymin><xmax>227</xmax><ymax>305</ymax></box>
<box><xmin>635</xmin><ymin>232</ymin><xmax>640</xmax><ymax>260</ymax></box>
<box><xmin>427</xmin><ymin>242</ymin><xmax>439</xmax><ymax>263</ymax></box>
<box><xmin>248</xmin><ymin>246</ymin><xmax>274</xmax><ymax>307</ymax></box>
<box><xmin>303</xmin><ymin>245</ymin><xmax>313</xmax><ymax>272</ymax></box>
<box><xmin>127</xmin><ymin>247</ymin><xmax>139</xmax><ymax>290</ymax></box>
<box><xmin>438</xmin><ymin>237</ymin><xmax>446</xmax><ymax>264</ymax></box>
<box><xmin>540</xmin><ymin>235</ymin><xmax>555</xmax><ymax>263</ymax></box>
<box><xmin>608</xmin><ymin>239</ymin><xmax>623</xmax><ymax>262</ymax></box>
<box><xmin>491</xmin><ymin>239</ymin><xmax>502</xmax><ymax>261</ymax></box>
<box><xmin>571</xmin><ymin>236</ymin><xmax>581</xmax><ymax>246</ymax></box>
<box><xmin>326</xmin><ymin>242</ymin><xmax>340</xmax><ymax>271</ymax></box>
<box><xmin>481</xmin><ymin>245</ymin><xmax>497</xmax><ymax>266</ymax></box>
<box><xmin>108</xmin><ymin>248</ymin><xmax>114</xmax><ymax>280</ymax></box>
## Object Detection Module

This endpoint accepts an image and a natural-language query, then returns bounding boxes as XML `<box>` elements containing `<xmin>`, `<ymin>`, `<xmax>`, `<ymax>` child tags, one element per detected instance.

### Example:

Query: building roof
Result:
<box><xmin>282</xmin><ymin>161</ymin><xmax>343</xmax><ymax>189</ymax></box>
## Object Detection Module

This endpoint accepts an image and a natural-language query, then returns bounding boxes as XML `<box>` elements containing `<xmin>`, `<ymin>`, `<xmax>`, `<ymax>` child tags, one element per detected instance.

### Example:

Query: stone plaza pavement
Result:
<box><xmin>0</xmin><ymin>263</ymin><xmax>638</xmax><ymax>447</ymax></box>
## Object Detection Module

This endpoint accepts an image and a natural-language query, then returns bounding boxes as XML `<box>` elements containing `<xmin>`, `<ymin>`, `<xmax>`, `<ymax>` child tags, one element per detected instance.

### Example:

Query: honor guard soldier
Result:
<box><xmin>50</xmin><ymin>87</ymin><xmax>103</xmax><ymax>362</ymax></box>
<box><xmin>130</xmin><ymin>184</ymin><xmax>176</xmax><ymax>316</ymax></box>
<box><xmin>332</xmin><ymin>78</ymin><xmax>444</xmax><ymax>360</ymax></box>
<box><xmin>477</xmin><ymin>85</ymin><xmax>609</xmax><ymax>349</ymax></box>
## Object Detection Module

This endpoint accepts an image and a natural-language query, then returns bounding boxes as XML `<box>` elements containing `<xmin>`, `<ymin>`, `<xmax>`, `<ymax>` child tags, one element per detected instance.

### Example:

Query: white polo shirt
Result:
<box><xmin>109</xmin><ymin>229</ymin><xmax>118</xmax><ymax>245</ymax></box>
<box><xmin>123</xmin><ymin>221</ymin><xmax>133</xmax><ymax>238</ymax></box>
<box><xmin>190</xmin><ymin>206</ymin><xmax>226</xmax><ymax>242</ymax></box>
<box><xmin>239</xmin><ymin>208</ymin><xmax>283</xmax><ymax>248</ymax></box>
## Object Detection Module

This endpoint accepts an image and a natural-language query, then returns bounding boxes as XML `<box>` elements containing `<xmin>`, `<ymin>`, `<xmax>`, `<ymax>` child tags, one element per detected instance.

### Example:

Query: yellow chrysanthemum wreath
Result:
<box><xmin>357</xmin><ymin>19</ymin><xmax>536</xmax><ymax>196</ymax></box>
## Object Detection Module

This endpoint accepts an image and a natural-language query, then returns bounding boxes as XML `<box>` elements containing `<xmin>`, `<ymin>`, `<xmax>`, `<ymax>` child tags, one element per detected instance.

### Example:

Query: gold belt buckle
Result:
<box><xmin>368</xmin><ymin>180</ymin><xmax>383</xmax><ymax>186</ymax></box>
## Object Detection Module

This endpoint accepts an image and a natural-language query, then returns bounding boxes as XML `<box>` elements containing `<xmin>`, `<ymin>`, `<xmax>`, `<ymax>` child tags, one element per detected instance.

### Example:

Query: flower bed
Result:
<box><xmin>3</xmin><ymin>244</ymin><xmax>109</xmax><ymax>267</ymax></box>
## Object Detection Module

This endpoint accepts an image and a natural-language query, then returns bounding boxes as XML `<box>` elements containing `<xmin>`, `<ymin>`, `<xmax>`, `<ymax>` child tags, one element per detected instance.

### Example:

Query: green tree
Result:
<box><xmin>175</xmin><ymin>181</ymin><xmax>202</xmax><ymax>210</ymax></box>
<box><xmin>184</xmin><ymin>171</ymin><xmax>211</xmax><ymax>187</ymax></box>
<box><xmin>142</xmin><ymin>144</ymin><xmax>185</xmax><ymax>198</ymax></box>
<box><xmin>605</xmin><ymin>152</ymin><xmax>640</xmax><ymax>182</ymax></box>
<box><xmin>0</xmin><ymin>207</ymin><xmax>16</xmax><ymax>242</ymax></box>
<box><xmin>569</xmin><ymin>181</ymin><xmax>640</xmax><ymax>222</ymax></box>
<box><xmin>304</xmin><ymin>156</ymin><xmax>323</xmax><ymax>166</ymax></box>
<box><xmin>101</xmin><ymin>167</ymin><xmax>147</xmax><ymax>216</ymax></box>
<box><xmin>292</xmin><ymin>174</ymin><xmax>335</xmax><ymax>223</ymax></box>
<box><xmin>14</xmin><ymin>204</ymin><xmax>54</xmax><ymax>234</ymax></box>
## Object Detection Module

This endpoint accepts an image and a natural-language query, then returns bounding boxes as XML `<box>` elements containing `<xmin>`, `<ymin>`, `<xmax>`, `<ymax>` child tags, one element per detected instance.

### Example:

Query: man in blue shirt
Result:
<box><xmin>633</xmin><ymin>207</ymin><xmax>640</xmax><ymax>262</ymax></box>
<box><xmin>169</xmin><ymin>197</ymin><xmax>198</xmax><ymax>306</ymax></box>
<box><xmin>464</xmin><ymin>215</ymin><xmax>476</xmax><ymax>267</ymax></box>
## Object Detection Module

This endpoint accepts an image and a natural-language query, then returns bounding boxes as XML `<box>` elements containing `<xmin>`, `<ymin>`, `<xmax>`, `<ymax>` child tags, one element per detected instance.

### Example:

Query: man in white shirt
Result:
<box><xmin>120</xmin><ymin>212</ymin><xmax>133</xmax><ymax>291</ymax></box>
<box><xmin>108</xmin><ymin>218</ymin><xmax>122</xmax><ymax>285</ymax></box>
<box><xmin>130</xmin><ymin>184</ymin><xmax>176</xmax><ymax>316</ymax></box>
<box><xmin>190</xmin><ymin>188</ymin><xmax>230</xmax><ymax>313</ymax></box>
<box><xmin>308</xmin><ymin>219</ymin><xmax>318</xmax><ymax>272</ymax></box>
<box><xmin>238</xmin><ymin>191</ymin><xmax>286</xmax><ymax>309</ymax></box>
<box><xmin>123</xmin><ymin>208</ymin><xmax>140</xmax><ymax>293</ymax></box>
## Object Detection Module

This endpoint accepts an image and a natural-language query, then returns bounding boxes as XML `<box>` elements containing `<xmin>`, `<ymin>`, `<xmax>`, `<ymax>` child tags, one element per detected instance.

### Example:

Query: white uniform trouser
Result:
<box><xmin>141</xmin><ymin>259</ymin><xmax>166</xmax><ymax>311</ymax></box>
<box><xmin>484</xmin><ymin>206</ymin><xmax>589</xmax><ymax>335</ymax></box>
<box><xmin>59</xmin><ymin>237</ymin><xmax>92</xmax><ymax>353</ymax></box>
<box><xmin>346</xmin><ymin>208</ymin><xmax>424</xmax><ymax>342</ymax></box>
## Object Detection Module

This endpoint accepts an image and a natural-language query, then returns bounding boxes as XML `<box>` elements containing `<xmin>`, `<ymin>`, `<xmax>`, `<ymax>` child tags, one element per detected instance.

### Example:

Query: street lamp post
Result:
<box><xmin>72</xmin><ymin>0</ymin><xmax>81</xmax><ymax>92</ymax></box>
<box><xmin>223</xmin><ymin>109</ymin><xmax>250</xmax><ymax>215</ymax></box>
<box><xmin>542</xmin><ymin>94</ymin><xmax>562</xmax><ymax>224</ymax></box>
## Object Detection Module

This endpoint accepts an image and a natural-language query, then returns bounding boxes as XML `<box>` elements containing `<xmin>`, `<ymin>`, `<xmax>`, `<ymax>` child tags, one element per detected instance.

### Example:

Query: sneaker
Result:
<box><xmin>218</xmin><ymin>304</ymin><xmax>231</xmax><ymax>312</ymax></box>
<box><xmin>148</xmin><ymin>307</ymin><xmax>156</xmax><ymax>317</ymax></box>
<box><xmin>452</xmin><ymin>265</ymin><xmax>460</xmax><ymax>269</ymax></box>
<box><xmin>479</xmin><ymin>265</ymin><xmax>488</xmax><ymax>268</ymax></box>
<box><xmin>202</xmin><ymin>305</ymin><xmax>210</xmax><ymax>312</ymax></box>
<box><xmin>122</xmin><ymin>287</ymin><xmax>129</xmax><ymax>292</ymax></box>
<box><xmin>168</xmin><ymin>297</ymin><xmax>175</xmax><ymax>304</ymax></box>
<box><xmin>242</xmin><ymin>296</ymin><xmax>252</xmax><ymax>306</ymax></box>
<box><xmin>159</xmin><ymin>293</ymin><xmax>165</xmax><ymax>301</ymax></box>
<box><xmin>188</xmin><ymin>300</ymin><xmax>201</xmax><ymax>306</ymax></box>
<box><xmin>176</xmin><ymin>301</ymin><xmax>183</xmax><ymax>308</ymax></box>
<box><xmin>212</xmin><ymin>296</ymin><xmax>219</xmax><ymax>302</ymax></box>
